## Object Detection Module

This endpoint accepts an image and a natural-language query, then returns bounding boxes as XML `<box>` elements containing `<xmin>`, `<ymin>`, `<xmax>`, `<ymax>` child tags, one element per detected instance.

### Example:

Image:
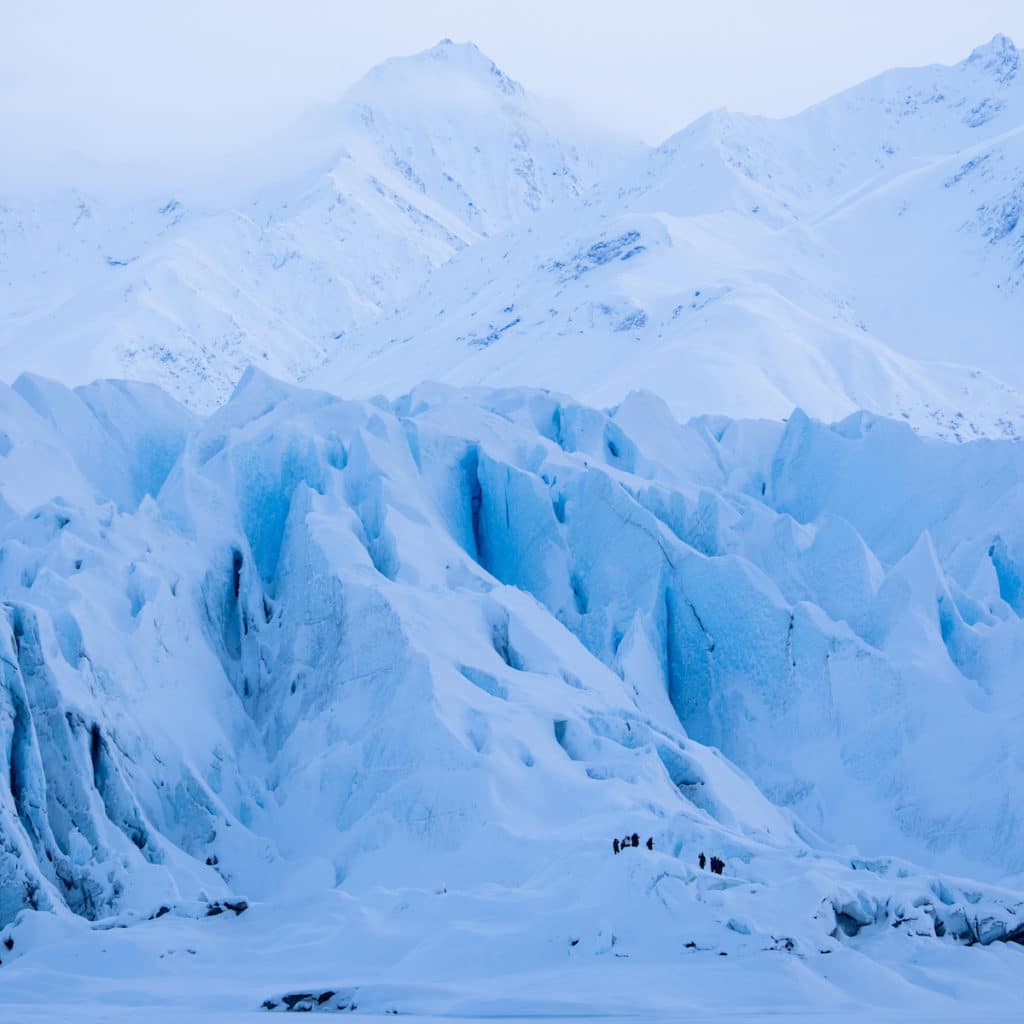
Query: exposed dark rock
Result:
<box><xmin>206</xmin><ymin>898</ymin><xmax>248</xmax><ymax>918</ymax></box>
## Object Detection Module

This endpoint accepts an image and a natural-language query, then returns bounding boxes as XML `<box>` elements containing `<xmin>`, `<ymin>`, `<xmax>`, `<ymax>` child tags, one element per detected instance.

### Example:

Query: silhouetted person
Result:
<box><xmin>613</xmin><ymin>838</ymin><xmax>620</xmax><ymax>855</ymax></box>
<box><xmin>631</xmin><ymin>833</ymin><xmax>639</xmax><ymax>848</ymax></box>
<box><xmin>710</xmin><ymin>856</ymin><xmax>724</xmax><ymax>875</ymax></box>
<box><xmin>646</xmin><ymin>837</ymin><xmax>653</xmax><ymax>851</ymax></box>
<box><xmin>699</xmin><ymin>852</ymin><xmax>706</xmax><ymax>870</ymax></box>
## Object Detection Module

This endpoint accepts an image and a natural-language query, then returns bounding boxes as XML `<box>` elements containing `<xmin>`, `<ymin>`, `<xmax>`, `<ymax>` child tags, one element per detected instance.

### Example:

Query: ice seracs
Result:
<box><xmin>3</xmin><ymin>373</ymin><xmax>1024</xmax><ymax>1004</ymax></box>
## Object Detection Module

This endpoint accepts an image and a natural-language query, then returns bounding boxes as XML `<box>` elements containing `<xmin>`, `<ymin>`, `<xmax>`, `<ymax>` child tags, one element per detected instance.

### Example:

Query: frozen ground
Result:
<box><xmin>2</xmin><ymin>372</ymin><xmax>1024</xmax><ymax>1020</ymax></box>
<box><xmin>2</xmin><ymin>900</ymin><xmax>1024</xmax><ymax>1022</ymax></box>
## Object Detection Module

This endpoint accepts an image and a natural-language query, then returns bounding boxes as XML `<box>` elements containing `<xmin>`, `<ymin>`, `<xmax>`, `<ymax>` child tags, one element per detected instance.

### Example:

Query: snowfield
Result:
<box><xmin>2</xmin><ymin>371</ymin><xmax>1024</xmax><ymax>1019</ymax></box>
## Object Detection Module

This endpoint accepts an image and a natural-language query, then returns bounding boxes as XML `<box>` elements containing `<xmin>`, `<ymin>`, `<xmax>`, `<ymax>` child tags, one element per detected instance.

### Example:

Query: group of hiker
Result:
<box><xmin>610</xmin><ymin>836</ymin><xmax>726</xmax><ymax>875</ymax></box>
<box><xmin>698</xmin><ymin>851</ymin><xmax>725</xmax><ymax>875</ymax></box>
<box><xmin>613</xmin><ymin>833</ymin><xmax>653</xmax><ymax>854</ymax></box>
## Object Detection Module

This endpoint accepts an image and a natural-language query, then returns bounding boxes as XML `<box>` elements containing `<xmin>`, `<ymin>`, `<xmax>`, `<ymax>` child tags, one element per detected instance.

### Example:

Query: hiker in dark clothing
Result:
<box><xmin>613</xmin><ymin>838</ymin><xmax>620</xmax><ymax>854</ymax></box>
<box><xmin>710</xmin><ymin>856</ymin><xmax>724</xmax><ymax>875</ymax></box>
<box><xmin>699</xmin><ymin>852</ymin><xmax>706</xmax><ymax>870</ymax></box>
<box><xmin>646</xmin><ymin>837</ymin><xmax>653</xmax><ymax>851</ymax></box>
<box><xmin>631</xmin><ymin>833</ymin><xmax>639</xmax><ymax>848</ymax></box>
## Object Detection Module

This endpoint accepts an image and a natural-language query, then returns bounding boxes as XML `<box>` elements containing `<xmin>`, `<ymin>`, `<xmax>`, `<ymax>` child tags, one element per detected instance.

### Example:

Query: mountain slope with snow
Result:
<box><xmin>2</xmin><ymin>372</ymin><xmax>1024</xmax><ymax>1018</ymax></box>
<box><xmin>325</xmin><ymin>35</ymin><xmax>1024</xmax><ymax>439</ymax></box>
<box><xmin>0</xmin><ymin>41</ymin><xmax>638</xmax><ymax>411</ymax></box>
<box><xmin>5</xmin><ymin>37</ymin><xmax>1024</xmax><ymax>437</ymax></box>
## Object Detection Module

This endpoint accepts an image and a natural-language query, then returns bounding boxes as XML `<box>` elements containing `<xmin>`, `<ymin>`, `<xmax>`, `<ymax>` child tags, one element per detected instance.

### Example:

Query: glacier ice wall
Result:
<box><xmin>2</xmin><ymin>370</ymin><xmax>1024</xmax><ymax>936</ymax></box>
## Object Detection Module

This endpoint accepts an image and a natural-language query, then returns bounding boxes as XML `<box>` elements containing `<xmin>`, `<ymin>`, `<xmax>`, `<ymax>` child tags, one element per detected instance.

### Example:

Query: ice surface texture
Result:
<box><xmin>2</xmin><ymin>371</ymin><xmax>1023</xmax><ymax>954</ymax></box>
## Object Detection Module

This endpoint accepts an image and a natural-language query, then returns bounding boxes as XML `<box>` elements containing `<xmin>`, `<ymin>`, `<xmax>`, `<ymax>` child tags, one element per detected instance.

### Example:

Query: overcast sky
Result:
<box><xmin>4</xmin><ymin>0</ymin><xmax>1024</xmax><ymax>167</ymax></box>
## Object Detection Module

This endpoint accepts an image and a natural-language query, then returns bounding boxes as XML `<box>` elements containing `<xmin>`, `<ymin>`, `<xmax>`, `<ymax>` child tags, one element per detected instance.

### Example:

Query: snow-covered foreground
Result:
<box><xmin>2</xmin><ymin>371</ymin><xmax>1024</xmax><ymax>1019</ymax></box>
<box><xmin>2</xmin><ymin>899</ymin><xmax>1023</xmax><ymax>1023</ymax></box>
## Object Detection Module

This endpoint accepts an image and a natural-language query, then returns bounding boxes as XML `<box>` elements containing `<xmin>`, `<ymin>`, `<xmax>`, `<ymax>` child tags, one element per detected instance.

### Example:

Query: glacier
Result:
<box><xmin>2</xmin><ymin>371</ymin><xmax>1024</xmax><ymax>1018</ymax></box>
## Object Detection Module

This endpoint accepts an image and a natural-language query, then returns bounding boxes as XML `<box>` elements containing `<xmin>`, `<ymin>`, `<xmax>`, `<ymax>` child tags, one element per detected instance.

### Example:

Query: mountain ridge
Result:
<box><xmin>0</xmin><ymin>39</ymin><xmax>637</xmax><ymax>410</ymax></box>
<box><xmin>4</xmin><ymin>36</ymin><xmax>1024</xmax><ymax>432</ymax></box>
<box><xmin>321</xmin><ymin>33</ymin><xmax>1024</xmax><ymax>438</ymax></box>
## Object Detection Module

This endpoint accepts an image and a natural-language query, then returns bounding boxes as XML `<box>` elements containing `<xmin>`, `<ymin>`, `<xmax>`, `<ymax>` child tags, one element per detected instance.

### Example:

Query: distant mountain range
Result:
<box><xmin>0</xmin><ymin>40</ymin><xmax>635</xmax><ymax>409</ymax></box>
<box><xmin>3</xmin><ymin>36</ymin><xmax>1024</xmax><ymax>441</ymax></box>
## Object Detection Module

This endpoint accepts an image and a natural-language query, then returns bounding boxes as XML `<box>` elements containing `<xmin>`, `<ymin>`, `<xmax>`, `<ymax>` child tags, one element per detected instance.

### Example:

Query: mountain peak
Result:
<box><xmin>965</xmin><ymin>32</ymin><xmax>1019</xmax><ymax>83</ymax></box>
<box><xmin>427</xmin><ymin>38</ymin><xmax>522</xmax><ymax>95</ymax></box>
<box><xmin>970</xmin><ymin>31</ymin><xmax>1017</xmax><ymax>56</ymax></box>
<box><xmin>366</xmin><ymin>38</ymin><xmax>524</xmax><ymax>98</ymax></box>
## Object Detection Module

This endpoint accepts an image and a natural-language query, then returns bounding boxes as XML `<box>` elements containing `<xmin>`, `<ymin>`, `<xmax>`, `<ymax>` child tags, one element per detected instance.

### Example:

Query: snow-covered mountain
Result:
<box><xmin>325</xmin><ymin>34</ymin><xmax>1024</xmax><ymax>439</ymax></box>
<box><xmin>0</xmin><ymin>40</ymin><xmax>637</xmax><ymax>411</ymax></box>
<box><xmin>5</xmin><ymin>37</ymin><xmax>1024</xmax><ymax>437</ymax></box>
<box><xmin>3</xmin><ymin>371</ymin><xmax>1024</xmax><ymax>1018</ymax></box>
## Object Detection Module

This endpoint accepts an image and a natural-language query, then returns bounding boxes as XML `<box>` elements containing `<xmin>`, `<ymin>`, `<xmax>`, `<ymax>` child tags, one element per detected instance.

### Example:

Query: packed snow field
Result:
<box><xmin>4</xmin><ymin>29</ymin><xmax>1024</xmax><ymax>1024</ymax></box>
<box><xmin>2</xmin><ymin>370</ymin><xmax>1024</xmax><ymax>1019</ymax></box>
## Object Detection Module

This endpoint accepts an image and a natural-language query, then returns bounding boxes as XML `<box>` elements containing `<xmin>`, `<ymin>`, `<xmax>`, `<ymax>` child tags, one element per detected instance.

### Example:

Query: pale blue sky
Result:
<box><xmin>4</xmin><ymin>0</ymin><xmax>1024</xmax><ymax>166</ymax></box>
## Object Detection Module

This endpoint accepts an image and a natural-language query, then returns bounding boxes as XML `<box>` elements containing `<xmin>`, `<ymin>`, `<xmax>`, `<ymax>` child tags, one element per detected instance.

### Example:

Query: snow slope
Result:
<box><xmin>324</xmin><ymin>35</ymin><xmax>1024</xmax><ymax>439</ymax></box>
<box><xmin>2</xmin><ymin>372</ymin><xmax>1024</xmax><ymax>1018</ymax></box>
<box><xmin>6</xmin><ymin>37</ymin><xmax>1024</xmax><ymax>439</ymax></box>
<box><xmin>0</xmin><ymin>41</ymin><xmax>637</xmax><ymax>411</ymax></box>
